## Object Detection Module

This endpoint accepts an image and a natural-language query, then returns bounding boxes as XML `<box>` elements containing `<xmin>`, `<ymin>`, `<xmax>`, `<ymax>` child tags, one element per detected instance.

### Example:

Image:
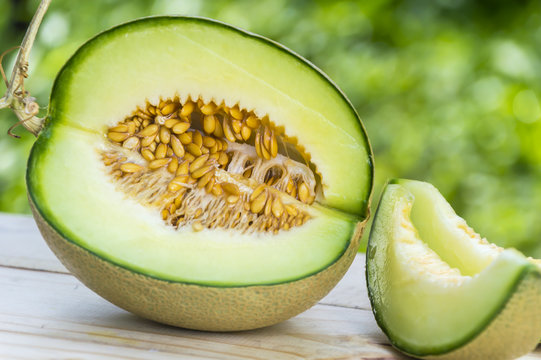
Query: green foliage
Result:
<box><xmin>2</xmin><ymin>0</ymin><xmax>541</xmax><ymax>255</ymax></box>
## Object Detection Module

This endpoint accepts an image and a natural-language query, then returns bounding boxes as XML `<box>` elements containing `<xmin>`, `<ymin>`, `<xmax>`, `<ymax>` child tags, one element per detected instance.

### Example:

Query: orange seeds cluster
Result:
<box><xmin>103</xmin><ymin>96</ymin><xmax>314</xmax><ymax>233</ymax></box>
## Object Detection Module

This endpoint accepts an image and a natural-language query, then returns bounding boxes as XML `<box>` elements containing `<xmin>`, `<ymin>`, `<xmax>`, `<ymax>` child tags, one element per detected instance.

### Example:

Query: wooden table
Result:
<box><xmin>1</xmin><ymin>213</ymin><xmax>540</xmax><ymax>359</ymax></box>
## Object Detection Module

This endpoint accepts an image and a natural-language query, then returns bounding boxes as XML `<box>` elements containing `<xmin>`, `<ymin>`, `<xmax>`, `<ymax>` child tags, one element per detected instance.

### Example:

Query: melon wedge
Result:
<box><xmin>366</xmin><ymin>179</ymin><xmax>541</xmax><ymax>359</ymax></box>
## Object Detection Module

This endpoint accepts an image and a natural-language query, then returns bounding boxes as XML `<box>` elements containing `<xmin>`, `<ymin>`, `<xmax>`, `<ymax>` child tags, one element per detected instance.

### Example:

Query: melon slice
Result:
<box><xmin>366</xmin><ymin>179</ymin><xmax>541</xmax><ymax>359</ymax></box>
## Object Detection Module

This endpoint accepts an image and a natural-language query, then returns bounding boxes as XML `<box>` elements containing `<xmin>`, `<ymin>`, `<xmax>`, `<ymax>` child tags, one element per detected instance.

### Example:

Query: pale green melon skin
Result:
<box><xmin>31</xmin><ymin>198</ymin><xmax>366</xmax><ymax>331</ymax></box>
<box><xmin>421</xmin><ymin>270</ymin><xmax>541</xmax><ymax>360</ymax></box>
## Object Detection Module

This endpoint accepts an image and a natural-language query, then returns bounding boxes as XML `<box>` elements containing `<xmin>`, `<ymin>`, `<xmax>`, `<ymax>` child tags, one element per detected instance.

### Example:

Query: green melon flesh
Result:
<box><xmin>27</xmin><ymin>17</ymin><xmax>372</xmax><ymax>288</ymax></box>
<box><xmin>366</xmin><ymin>179</ymin><xmax>541</xmax><ymax>359</ymax></box>
<box><xmin>29</xmin><ymin>128</ymin><xmax>357</xmax><ymax>285</ymax></box>
<box><xmin>46</xmin><ymin>16</ymin><xmax>372</xmax><ymax>215</ymax></box>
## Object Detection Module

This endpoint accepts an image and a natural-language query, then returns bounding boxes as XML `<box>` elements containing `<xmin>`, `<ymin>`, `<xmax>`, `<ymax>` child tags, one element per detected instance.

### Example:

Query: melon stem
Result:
<box><xmin>0</xmin><ymin>0</ymin><xmax>52</xmax><ymax>138</ymax></box>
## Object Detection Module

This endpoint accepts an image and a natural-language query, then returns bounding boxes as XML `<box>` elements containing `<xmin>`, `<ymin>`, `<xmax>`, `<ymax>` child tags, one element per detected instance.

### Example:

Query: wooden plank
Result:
<box><xmin>320</xmin><ymin>255</ymin><xmax>371</xmax><ymax>310</ymax></box>
<box><xmin>0</xmin><ymin>266</ymin><xmax>400</xmax><ymax>359</ymax></box>
<box><xmin>2</xmin><ymin>265</ymin><xmax>541</xmax><ymax>359</ymax></box>
<box><xmin>0</xmin><ymin>212</ymin><xmax>67</xmax><ymax>273</ymax></box>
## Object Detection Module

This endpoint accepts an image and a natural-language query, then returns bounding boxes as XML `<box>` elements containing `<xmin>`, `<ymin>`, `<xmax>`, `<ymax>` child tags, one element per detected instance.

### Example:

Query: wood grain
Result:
<box><xmin>0</xmin><ymin>212</ymin><xmax>67</xmax><ymax>273</ymax></box>
<box><xmin>1</xmin><ymin>213</ymin><xmax>540</xmax><ymax>359</ymax></box>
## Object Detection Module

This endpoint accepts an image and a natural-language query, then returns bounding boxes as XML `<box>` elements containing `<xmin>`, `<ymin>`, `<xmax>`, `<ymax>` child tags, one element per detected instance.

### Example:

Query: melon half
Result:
<box><xmin>27</xmin><ymin>17</ymin><xmax>374</xmax><ymax>330</ymax></box>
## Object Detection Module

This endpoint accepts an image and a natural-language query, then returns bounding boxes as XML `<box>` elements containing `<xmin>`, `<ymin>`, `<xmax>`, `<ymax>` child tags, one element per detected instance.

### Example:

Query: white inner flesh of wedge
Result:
<box><xmin>379</xmin><ymin>184</ymin><xmax>530</xmax><ymax>351</ymax></box>
<box><xmin>401</xmin><ymin>180</ymin><xmax>503</xmax><ymax>276</ymax></box>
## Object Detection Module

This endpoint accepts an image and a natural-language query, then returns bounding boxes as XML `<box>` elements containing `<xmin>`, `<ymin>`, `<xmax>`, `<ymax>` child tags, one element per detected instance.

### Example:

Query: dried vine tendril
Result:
<box><xmin>0</xmin><ymin>0</ymin><xmax>51</xmax><ymax>138</ymax></box>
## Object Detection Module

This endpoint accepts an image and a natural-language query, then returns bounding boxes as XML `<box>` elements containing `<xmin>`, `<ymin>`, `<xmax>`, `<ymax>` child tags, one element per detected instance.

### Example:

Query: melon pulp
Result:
<box><xmin>366</xmin><ymin>179</ymin><xmax>541</xmax><ymax>359</ymax></box>
<box><xmin>27</xmin><ymin>17</ymin><xmax>373</xmax><ymax>330</ymax></box>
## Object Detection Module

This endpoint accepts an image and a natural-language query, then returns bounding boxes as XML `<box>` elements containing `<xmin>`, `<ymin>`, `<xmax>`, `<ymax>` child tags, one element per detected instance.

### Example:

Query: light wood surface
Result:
<box><xmin>1</xmin><ymin>213</ymin><xmax>540</xmax><ymax>359</ymax></box>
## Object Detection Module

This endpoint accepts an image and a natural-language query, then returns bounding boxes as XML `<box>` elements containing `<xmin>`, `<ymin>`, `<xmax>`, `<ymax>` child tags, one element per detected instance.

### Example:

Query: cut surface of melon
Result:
<box><xmin>366</xmin><ymin>179</ymin><xmax>541</xmax><ymax>359</ymax></box>
<box><xmin>28</xmin><ymin>127</ymin><xmax>356</xmax><ymax>285</ymax></box>
<box><xmin>27</xmin><ymin>17</ymin><xmax>372</xmax><ymax>287</ymax></box>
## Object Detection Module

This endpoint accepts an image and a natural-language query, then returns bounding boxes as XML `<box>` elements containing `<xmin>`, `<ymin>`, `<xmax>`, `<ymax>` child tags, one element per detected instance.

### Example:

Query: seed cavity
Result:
<box><xmin>102</xmin><ymin>96</ymin><xmax>318</xmax><ymax>233</ymax></box>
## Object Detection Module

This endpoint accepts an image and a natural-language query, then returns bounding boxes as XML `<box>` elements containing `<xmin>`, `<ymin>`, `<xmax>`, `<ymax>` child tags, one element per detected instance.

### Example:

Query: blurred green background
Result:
<box><xmin>2</xmin><ymin>0</ymin><xmax>541</xmax><ymax>256</ymax></box>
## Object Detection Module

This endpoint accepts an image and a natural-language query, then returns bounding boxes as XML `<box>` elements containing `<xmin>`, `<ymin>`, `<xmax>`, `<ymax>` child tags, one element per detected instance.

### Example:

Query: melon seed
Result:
<box><xmin>191</xmin><ymin>165</ymin><xmax>213</xmax><ymax>179</ymax></box>
<box><xmin>138</xmin><ymin>124</ymin><xmax>159</xmax><ymax>137</ymax></box>
<box><xmin>108</xmin><ymin>132</ymin><xmax>129</xmax><ymax>142</ymax></box>
<box><xmin>120</xmin><ymin>163</ymin><xmax>144</xmax><ymax>173</ymax></box>
<box><xmin>197</xmin><ymin>170</ymin><xmax>215</xmax><ymax>188</ymax></box>
<box><xmin>203</xmin><ymin>115</ymin><xmax>217</xmax><ymax>134</ymax></box>
<box><xmin>180</xmin><ymin>101</ymin><xmax>195</xmax><ymax>117</ymax></box>
<box><xmin>149</xmin><ymin>158</ymin><xmax>170</xmax><ymax>170</ymax></box>
<box><xmin>170</xmin><ymin>135</ymin><xmax>185</xmax><ymax>157</ymax></box>
<box><xmin>159</xmin><ymin>127</ymin><xmax>171</xmax><ymax>144</ymax></box>
<box><xmin>122</xmin><ymin>136</ymin><xmax>140</xmax><ymax>150</ymax></box>
<box><xmin>190</xmin><ymin>154</ymin><xmax>210</xmax><ymax>173</ymax></box>
<box><xmin>161</xmin><ymin>102</ymin><xmax>178</xmax><ymax>116</ymax></box>
<box><xmin>186</xmin><ymin>143</ymin><xmax>202</xmax><ymax>157</ymax></box>
<box><xmin>271</xmin><ymin>197</ymin><xmax>284</xmax><ymax>218</ymax></box>
<box><xmin>222</xmin><ymin>182</ymin><xmax>240</xmax><ymax>196</ymax></box>
<box><xmin>172</xmin><ymin>122</ymin><xmax>190</xmax><ymax>135</ymax></box>
<box><xmin>179</xmin><ymin>132</ymin><xmax>192</xmax><ymax>144</ymax></box>
<box><xmin>110</xmin><ymin>124</ymin><xmax>129</xmax><ymax>133</ymax></box>
<box><xmin>250</xmin><ymin>190</ymin><xmax>268</xmax><ymax>214</ymax></box>
<box><xmin>298</xmin><ymin>182</ymin><xmax>310</xmax><ymax>203</ymax></box>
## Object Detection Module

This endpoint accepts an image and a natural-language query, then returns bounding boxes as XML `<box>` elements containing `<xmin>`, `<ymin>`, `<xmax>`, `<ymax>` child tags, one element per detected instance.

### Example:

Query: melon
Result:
<box><xmin>24</xmin><ymin>17</ymin><xmax>373</xmax><ymax>330</ymax></box>
<box><xmin>366</xmin><ymin>179</ymin><xmax>541</xmax><ymax>359</ymax></box>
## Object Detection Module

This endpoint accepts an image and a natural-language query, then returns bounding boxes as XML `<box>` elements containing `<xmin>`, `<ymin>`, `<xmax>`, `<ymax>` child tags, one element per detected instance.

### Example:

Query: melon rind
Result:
<box><xmin>31</xmin><ymin>197</ymin><xmax>365</xmax><ymax>331</ymax></box>
<box><xmin>423</xmin><ymin>271</ymin><xmax>541</xmax><ymax>360</ymax></box>
<box><xmin>366</xmin><ymin>181</ymin><xmax>541</xmax><ymax>360</ymax></box>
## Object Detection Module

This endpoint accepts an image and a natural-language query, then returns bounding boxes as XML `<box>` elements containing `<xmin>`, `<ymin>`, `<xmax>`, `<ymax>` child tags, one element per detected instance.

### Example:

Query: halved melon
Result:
<box><xmin>27</xmin><ymin>17</ymin><xmax>373</xmax><ymax>330</ymax></box>
<box><xmin>366</xmin><ymin>179</ymin><xmax>541</xmax><ymax>359</ymax></box>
